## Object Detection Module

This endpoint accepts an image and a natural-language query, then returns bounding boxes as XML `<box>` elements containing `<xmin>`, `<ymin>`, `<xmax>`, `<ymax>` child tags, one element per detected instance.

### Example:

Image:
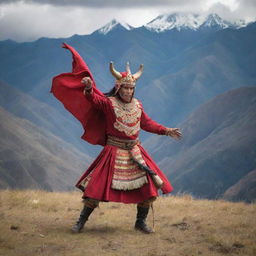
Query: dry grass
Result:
<box><xmin>0</xmin><ymin>190</ymin><xmax>255</xmax><ymax>256</ymax></box>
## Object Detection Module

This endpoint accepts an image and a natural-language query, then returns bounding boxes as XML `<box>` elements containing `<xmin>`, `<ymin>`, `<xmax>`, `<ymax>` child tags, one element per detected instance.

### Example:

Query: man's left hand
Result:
<box><xmin>166</xmin><ymin>128</ymin><xmax>182</xmax><ymax>140</ymax></box>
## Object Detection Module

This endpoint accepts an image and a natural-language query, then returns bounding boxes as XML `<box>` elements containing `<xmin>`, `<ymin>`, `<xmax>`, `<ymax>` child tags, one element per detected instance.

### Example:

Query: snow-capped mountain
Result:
<box><xmin>145</xmin><ymin>13</ymin><xmax>247</xmax><ymax>32</ymax></box>
<box><xmin>200</xmin><ymin>13</ymin><xmax>232</xmax><ymax>29</ymax></box>
<box><xmin>98</xmin><ymin>19</ymin><xmax>133</xmax><ymax>35</ymax></box>
<box><xmin>95</xmin><ymin>14</ymin><xmax>249</xmax><ymax>35</ymax></box>
<box><xmin>145</xmin><ymin>13</ymin><xmax>205</xmax><ymax>32</ymax></box>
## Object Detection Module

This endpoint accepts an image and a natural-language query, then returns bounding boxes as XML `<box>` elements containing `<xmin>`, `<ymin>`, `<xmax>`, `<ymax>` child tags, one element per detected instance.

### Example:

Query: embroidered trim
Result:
<box><xmin>78</xmin><ymin>174</ymin><xmax>92</xmax><ymax>190</ymax></box>
<box><xmin>109</xmin><ymin>97</ymin><xmax>142</xmax><ymax>136</ymax></box>
<box><xmin>111</xmin><ymin>147</ymin><xmax>148</xmax><ymax>190</ymax></box>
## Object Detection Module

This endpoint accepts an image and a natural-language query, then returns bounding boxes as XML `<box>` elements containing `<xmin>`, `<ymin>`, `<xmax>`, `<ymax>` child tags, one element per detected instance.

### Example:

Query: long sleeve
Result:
<box><xmin>85</xmin><ymin>89</ymin><xmax>109</xmax><ymax>111</ymax></box>
<box><xmin>140</xmin><ymin>109</ymin><xmax>167</xmax><ymax>135</ymax></box>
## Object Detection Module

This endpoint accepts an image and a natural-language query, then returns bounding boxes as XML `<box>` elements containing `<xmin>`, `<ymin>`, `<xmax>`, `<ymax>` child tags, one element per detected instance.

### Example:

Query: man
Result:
<box><xmin>51</xmin><ymin>43</ymin><xmax>181</xmax><ymax>234</ymax></box>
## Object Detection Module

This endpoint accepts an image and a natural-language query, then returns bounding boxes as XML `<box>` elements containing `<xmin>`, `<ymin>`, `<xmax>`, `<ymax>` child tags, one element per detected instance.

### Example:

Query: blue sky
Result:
<box><xmin>0</xmin><ymin>0</ymin><xmax>255</xmax><ymax>42</ymax></box>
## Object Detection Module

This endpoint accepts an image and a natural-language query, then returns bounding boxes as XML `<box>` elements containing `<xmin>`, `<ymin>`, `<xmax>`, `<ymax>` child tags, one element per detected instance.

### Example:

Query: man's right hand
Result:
<box><xmin>81</xmin><ymin>77</ymin><xmax>92</xmax><ymax>88</ymax></box>
<box><xmin>81</xmin><ymin>77</ymin><xmax>93</xmax><ymax>94</ymax></box>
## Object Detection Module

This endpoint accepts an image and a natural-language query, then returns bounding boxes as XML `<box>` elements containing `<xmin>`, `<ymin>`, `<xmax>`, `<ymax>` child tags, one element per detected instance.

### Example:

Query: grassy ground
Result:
<box><xmin>0</xmin><ymin>190</ymin><xmax>255</xmax><ymax>256</ymax></box>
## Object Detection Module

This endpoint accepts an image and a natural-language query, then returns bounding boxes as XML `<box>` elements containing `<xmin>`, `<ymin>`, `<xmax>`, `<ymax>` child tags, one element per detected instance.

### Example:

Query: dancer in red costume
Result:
<box><xmin>51</xmin><ymin>43</ymin><xmax>181</xmax><ymax>234</ymax></box>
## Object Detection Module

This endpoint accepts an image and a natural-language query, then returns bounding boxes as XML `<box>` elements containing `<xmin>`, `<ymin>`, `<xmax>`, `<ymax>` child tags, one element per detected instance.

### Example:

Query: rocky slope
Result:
<box><xmin>0</xmin><ymin>106</ymin><xmax>92</xmax><ymax>191</ymax></box>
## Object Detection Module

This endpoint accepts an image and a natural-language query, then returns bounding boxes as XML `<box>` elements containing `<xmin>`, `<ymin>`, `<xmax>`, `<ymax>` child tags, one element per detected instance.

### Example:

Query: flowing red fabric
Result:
<box><xmin>76</xmin><ymin>145</ymin><xmax>173</xmax><ymax>203</ymax></box>
<box><xmin>51</xmin><ymin>43</ymin><xmax>106</xmax><ymax>146</ymax></box>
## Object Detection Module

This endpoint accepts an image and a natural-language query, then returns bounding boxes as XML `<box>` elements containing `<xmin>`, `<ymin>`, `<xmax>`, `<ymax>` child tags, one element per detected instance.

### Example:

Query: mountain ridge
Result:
<box><xmin>0</xmin><ymin>80</ymin><xmax>100</xmax><ymax>156</ymax></box>
<box><xmin>147</xmin><ymin>86</ymin><xmax>256</xmax><ymax>201</ymax></box>
<box><xmin>97</xmin><ymin>19</ymin><xmax>134</xmax><ymax>35</ymax></box>
<box><xmin>95</xmin><ymin>13</ymin><xmax>249</xmax><ymax>35</ymax></box>
<box><xmin>0</xmin><ymin>106</ymin><xmax>92</xmax><ymax>191</ymax></box>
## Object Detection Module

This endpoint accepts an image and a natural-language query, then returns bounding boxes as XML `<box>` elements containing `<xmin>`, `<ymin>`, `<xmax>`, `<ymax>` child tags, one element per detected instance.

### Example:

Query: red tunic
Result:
<box><xmin>75</xmin><ymin>91</ymin><xmax>173</xmax><ymax>204</ymax></box>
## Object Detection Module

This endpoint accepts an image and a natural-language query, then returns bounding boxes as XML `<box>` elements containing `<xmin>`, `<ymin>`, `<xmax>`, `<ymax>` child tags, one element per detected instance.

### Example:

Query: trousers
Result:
<box><xmin>83</xmin><ymin>196</ymin><xmax>156</xmax><ymax>208</ymax></box>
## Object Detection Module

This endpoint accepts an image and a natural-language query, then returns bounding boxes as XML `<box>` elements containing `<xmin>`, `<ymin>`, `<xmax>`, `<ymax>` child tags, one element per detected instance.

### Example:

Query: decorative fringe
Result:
<box><xmin>79</xmin><ymin>174</ymin><xmax>93</xmax><ymax>190</ymax></box>
<box><xmin>111</xmin><ymin>176</ymin><xmax>148</xmax><ymax>190</ymax></box>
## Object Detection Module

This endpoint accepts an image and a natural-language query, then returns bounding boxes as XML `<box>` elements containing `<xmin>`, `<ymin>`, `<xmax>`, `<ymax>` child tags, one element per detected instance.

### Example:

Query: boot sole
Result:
<box><xmin>134</xmin><ymin>226</ymin><xmax>153</xmax><ymax>234</ymax></box>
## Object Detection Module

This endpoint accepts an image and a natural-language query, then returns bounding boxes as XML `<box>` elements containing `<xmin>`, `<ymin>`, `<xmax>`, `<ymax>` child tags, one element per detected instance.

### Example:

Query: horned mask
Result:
<box><xmin>109</xmin><ymin>62</ymin><xmax>144</xmax><ymax>92</ymax></box>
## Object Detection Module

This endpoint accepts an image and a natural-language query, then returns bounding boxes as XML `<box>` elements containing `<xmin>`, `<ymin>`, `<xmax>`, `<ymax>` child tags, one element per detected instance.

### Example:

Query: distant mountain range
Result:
<box><xmin>149</xmin><ymin>87</ymin><xmax>256</xmax><ymax>202</ymax></box>
<box><xmin>98</xmin><ymin>13</ymin><xmax>248</xmax><ymax>34</ymax></box>
<box><xmin>0</xmin><ymin>81</ymin><xmax>100</xmax><ymax>156</ymax></box>
<box><xmin>0</xmin><ymin>12</ymin><xmax>255</xmax><ymax>201</ymax></box>
<box><xmin>0</xmin><ymin>105</ymin><xmax>92</xmax><ymax>191</ymax></box>
<box><xmin>1</xmin><ymin>16</ymin><xmax>255</xmax><ymax>128</ymax></box>
<box><xmin>222</xmin><ymin>169</ymin><xmax>256</xmax><ymax>203</ymax></box>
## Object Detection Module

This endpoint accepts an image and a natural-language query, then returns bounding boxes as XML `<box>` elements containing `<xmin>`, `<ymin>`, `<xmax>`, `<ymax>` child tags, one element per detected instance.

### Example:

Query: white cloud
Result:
<box><xmin>0</xmin><ymin>0</ymin><xmax>255</xmax><ymax>42</ymax></box>
<box><xmin>0</xmin><ymin>2</ymin><xmax>166</xmax><ymax>41</ymax></box>
<box><xmin>0</xmin><ymin>0</ymin><xmax>207</xmax><ymax>8</ymax></box>
<box><xmin>0</xmin><ymin>3</ymin><xmax>105</xmax><ymax>41</ymax></box>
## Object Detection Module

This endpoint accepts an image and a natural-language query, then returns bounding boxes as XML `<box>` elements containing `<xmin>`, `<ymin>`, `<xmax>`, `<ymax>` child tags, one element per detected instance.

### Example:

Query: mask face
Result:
<box><xmin>118</xmin><ymin>84</ymin><xmax>135</xmax><ymax>103</ymax></box>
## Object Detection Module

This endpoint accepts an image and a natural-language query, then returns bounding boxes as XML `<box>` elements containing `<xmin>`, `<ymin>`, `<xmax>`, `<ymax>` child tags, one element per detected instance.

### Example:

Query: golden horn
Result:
<box><xmin>133</xmin><ymin>64</ymin><xmax>144</xmax><ymax>80</ymax></box>
<box><xmin>126</xmin><ymin>62</ymin><xmax>131</xmax><ymax>74</ymax></box>
<box><xmin>109</xmin><ymin>62</ymin><xmax>122</xmax><ymax>79</ymax></box>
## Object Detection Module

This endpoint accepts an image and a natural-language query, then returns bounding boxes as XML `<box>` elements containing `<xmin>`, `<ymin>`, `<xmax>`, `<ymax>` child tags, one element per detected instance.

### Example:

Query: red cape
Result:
<box><xmin>51</xmin><ymin>43</ymin><xmax>106</xmax><ymax>146</ymax></box>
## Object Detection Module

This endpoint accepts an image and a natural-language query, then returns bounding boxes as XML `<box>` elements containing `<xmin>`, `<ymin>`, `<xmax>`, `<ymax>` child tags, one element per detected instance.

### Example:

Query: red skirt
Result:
<box><xmin>76</xmin><ymin>145</ymin><xmax>173</xmax><ymax>204</ymax></box>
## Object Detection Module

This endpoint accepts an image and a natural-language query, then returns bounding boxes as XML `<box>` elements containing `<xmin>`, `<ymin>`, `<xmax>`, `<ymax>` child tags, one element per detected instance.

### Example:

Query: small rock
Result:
<box><xmin>10</xmin><ymin>225</ymin><xmax>19</xmax><ymax>230</ymax></box>
<box><xmin>171</xmin><ymin>222</ymin><xmax>189</xmax><ymax>230</ymax></box>
<box><xmin>209</xmin><ymin>242</ymin><xmax>231</xmax><ymax>254</ymax></box>
<box><xmin>39</xmin><ymin>234</ymin><xmax>45</xmax><ymax>238</ymax></box>
<box><xmin>232</xmin><ymin>242</ymin><xmax>245</xmax><ymax>248</ymax></box>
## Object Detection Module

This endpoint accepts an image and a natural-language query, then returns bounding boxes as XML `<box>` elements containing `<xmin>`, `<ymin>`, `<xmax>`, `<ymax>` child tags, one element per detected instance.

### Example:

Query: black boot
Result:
<box><xmin>134</xmin><ymin>206</ymin><xmax>153</xmax><ymax>234</ymax></box>
<box><xmin>71</xmin><ymin>206</ymin><xmax>94</xmax><ymax>233</ymax></box>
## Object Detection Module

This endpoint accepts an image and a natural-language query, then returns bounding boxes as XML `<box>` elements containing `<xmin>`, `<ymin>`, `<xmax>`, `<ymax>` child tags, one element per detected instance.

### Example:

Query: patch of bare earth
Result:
<box><xmin>0</xmin><ymin>190</ymin><xmax>255</xmax><ymax>256</ymax></box>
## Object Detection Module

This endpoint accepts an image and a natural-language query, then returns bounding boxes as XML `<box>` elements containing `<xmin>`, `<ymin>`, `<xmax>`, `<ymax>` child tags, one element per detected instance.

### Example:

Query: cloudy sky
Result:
<box><xmin>0</xmin><ymin>0</ymin><xmax>255</xmax><ymax>42</ymax></box>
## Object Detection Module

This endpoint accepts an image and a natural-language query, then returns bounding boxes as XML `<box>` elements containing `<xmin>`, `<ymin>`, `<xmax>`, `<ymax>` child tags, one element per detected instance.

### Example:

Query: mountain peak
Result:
<box><xmin>145</xmin><ymin>13</ymin><xmax>205</xmax><ymax>32</ymax></box>
<box><xmin>200</xmin><ymin>13</ymin><xmax>232</xmax><ymax>29</ymax></box>
<box><xmin>145</xmin><ymin>13</ymin><xmax>247</xmax><ymax>32</ymax></box>
<box><xmin>98</xmin><ymin>19</ymin><xmax>133</xmax><ymax>35</ymax></box>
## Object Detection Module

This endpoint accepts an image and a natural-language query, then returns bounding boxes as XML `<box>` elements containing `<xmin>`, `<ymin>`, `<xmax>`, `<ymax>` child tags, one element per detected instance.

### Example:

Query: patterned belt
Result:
<box><xmin>106</xmin><ymin>135</ymin><xmax>140</xmax><ymax>150</ymax></box>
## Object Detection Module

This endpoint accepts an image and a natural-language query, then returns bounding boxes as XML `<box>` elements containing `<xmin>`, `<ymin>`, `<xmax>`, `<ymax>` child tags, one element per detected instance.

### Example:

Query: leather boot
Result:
<box><xmin>134</xmin><ymin>206</ymin><xmax>153</xmax><ymax>234</ymax></box>
<box><xmin>71</xmin><ymin>206</ymin><xmax>94</xmax><ymax>233</ymax></box>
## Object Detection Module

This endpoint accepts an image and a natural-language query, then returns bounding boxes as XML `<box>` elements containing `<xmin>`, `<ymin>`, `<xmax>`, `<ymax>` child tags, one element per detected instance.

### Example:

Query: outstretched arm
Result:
<box><xmin>140</xmin><ymin>109</ymin><xmax>182</xmax><ymax>139</ymax></box>
<box><xmin>82</xmin><ymin>76</ymin><xmax>108</xmax><ymax>110</ymax></box>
